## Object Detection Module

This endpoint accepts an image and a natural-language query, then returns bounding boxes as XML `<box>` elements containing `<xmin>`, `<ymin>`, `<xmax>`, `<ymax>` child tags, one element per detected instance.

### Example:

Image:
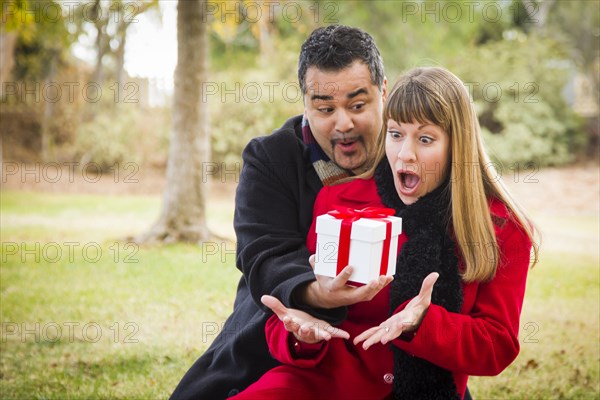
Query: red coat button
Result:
<box><xmin>384</xmin><ymin>373</ymin><xmax>394</xmax><ymax>384</ymax></box>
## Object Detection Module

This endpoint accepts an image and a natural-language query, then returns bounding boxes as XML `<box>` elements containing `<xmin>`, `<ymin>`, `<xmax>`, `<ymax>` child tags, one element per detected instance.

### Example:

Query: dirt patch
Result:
<box><xmin>500</xmin><ymin>164</ymin><xmax>599</xmax><ymax>257</ymax></box>
<box><xmin>0</xmin><ymin>163</ymin><xmax>237</xmax><ymax>200</ymax></box>
<box><xmin>2</xmin><ymin>162</ymin><xmax>598</xmax><ymax>256</ymax></box>
<box><xmin>501</xmin><ymin>163</ymin><xmax>599</xmax><ymax>216</ymax></box>
<box><xmin>2</xmin><ymin>162</ymin><xmax>598</xmax><ymax>215</ymax></box>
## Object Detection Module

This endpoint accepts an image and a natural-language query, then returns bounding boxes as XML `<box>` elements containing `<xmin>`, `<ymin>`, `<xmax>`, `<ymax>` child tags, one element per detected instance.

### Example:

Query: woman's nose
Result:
<box><xmin>398</xmin><ymin>140</ymin><xmax>416</xmax><ymax>162</ymax></box>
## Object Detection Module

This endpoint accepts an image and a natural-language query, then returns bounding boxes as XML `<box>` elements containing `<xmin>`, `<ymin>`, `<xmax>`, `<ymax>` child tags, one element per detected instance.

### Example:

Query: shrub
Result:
<box><xmin>450</xmin><ymin>35</ymin><xmax>585</xmax><ymax>167</ymax></box>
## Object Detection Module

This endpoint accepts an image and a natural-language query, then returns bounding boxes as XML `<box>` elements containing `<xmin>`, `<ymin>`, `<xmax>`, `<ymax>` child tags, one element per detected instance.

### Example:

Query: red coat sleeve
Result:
<box><xmin>264</xmin><ymin>186</ymin><xmax>334</xmax><ymax>367</ymax></box>
<box><xmin>391</xmin><ymin>213</ymin><xmax>532</xmax><ymax>376</ymax></box>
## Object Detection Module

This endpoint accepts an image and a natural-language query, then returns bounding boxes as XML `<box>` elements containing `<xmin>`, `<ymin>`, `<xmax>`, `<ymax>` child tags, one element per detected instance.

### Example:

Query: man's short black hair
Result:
<box><xmin>298</xmin><ymin>25</ymin><xmax>385</xmax><ymax>94</ymax></box>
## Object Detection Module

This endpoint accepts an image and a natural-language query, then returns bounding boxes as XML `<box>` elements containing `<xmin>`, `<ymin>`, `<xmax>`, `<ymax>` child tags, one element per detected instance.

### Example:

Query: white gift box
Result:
<box><xmin>314</xmin><ymin>212</ymin><xmax>402</xmax><ymax>284</ymax></box>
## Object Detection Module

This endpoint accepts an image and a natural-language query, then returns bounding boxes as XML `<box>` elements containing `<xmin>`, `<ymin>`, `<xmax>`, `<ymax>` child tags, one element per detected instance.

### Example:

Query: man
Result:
<box><xmin>170</xmin><ymin>25</ymin><xmax>388</xmax><ymax>400</ymax></box>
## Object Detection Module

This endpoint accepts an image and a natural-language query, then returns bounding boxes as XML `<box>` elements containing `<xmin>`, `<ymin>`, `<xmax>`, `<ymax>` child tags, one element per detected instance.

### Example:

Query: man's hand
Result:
<box><xmin>354</xmin><ymin>272</ymin><xmax>439</xmax><ymax>350</ymax></box>
<box><xmin>297</xmin><ymin>255</ymin><xmax>394</xmax><ymax>309</ymax></box>
<box><xmin>261</xmin><ymin>295</ymin><xmax>350</xmax><ymax>344</ymax></box>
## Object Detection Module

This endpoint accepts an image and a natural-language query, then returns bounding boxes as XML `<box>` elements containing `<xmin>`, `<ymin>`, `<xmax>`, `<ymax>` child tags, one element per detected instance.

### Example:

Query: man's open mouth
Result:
<box><xmin>332</xmin><ymin>137</ymin><xmax>361</xmax><ymax>152</ymax></box>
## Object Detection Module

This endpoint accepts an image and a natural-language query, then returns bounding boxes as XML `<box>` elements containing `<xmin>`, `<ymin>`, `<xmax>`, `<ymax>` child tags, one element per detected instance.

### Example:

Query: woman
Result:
<box><xmin>232</xmin><ymin>67</ymin><xmax>537</xmax><ymax>400</ymax></box>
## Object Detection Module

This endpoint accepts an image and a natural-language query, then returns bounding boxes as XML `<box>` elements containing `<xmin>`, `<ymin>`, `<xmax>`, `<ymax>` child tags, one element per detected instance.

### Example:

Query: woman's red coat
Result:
<box><xmin>233</xmin><ymin>177</ymin><xmax>531</xmax><ymax>400</ymax></box>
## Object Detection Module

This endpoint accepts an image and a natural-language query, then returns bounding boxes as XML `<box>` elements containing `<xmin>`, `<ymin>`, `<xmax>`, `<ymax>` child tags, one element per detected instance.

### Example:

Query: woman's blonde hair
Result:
<box><xmin>365</xmin><ymin>67</ymin><xmax>538</xmax><ymax>282</ymax></box>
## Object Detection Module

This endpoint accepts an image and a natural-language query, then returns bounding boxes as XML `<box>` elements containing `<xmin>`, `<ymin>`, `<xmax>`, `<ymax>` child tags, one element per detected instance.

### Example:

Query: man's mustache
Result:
<box><xmin>330</xmin><ymin>135</ymin><xmax>365</xmax><ymax>145</ymax></box>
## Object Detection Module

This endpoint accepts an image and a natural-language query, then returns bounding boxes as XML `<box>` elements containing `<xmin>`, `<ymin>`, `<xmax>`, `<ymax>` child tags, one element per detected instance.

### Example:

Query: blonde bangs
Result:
<box><xmin>385</xmin><ymin>77</ymin><xmax>451</xmax><ymax>134</ymax></box>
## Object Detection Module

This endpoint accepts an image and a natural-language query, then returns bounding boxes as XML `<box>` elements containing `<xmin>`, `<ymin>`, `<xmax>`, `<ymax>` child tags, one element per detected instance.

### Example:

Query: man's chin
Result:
<box><xmin>334</xmin><ymin>155</ymin><xmax>368</xmax><ymax>172</ymax></box>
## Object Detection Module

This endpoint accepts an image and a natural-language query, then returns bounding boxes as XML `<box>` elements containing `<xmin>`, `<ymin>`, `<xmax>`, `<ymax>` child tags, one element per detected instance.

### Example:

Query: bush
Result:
<box><xmin>450</xmin><ymin>34</ymin><xmax>585</xmax><ymax>167</ymax></box>
<box><xmin>74</xmin><ymin>103</ymin><xmax>142</xmax><ymax>170</ymax></box>
<box><xmin>209</xmin><ymin>68</ymin><xmax>303</xmax><ymax>170</ymax></box>
<box><xmin>482</xmin><ymin>100</ymin><xmax>576</xmax><ymax>166</ymax></box>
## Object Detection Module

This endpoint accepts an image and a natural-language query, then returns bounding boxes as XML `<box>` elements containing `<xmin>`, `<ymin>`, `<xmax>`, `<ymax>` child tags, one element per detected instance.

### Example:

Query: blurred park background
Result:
<box><xmin>1</xmin><ymin>0</ymin><xmax>599</xmax><ymax>398</ymax></box>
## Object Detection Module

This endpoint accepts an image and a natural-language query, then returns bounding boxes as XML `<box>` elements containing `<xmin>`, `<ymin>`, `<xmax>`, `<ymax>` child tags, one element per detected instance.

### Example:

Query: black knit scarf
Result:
<box><xmin>374</xmin><ymin>160</ymin><xmax>463</xmax><ymax>400</ymax></box>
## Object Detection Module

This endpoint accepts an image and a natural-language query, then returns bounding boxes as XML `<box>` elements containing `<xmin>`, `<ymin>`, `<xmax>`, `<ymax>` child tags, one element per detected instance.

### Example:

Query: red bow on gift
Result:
<box><xmin>328</xmin><ymin>206</ymin><xmax>395</xmax><ymax>220</ymax></box>
<box><xmin>327</xmin><ymin>206</ymin><xmax>396</xmax><ymax>277</ymax></box>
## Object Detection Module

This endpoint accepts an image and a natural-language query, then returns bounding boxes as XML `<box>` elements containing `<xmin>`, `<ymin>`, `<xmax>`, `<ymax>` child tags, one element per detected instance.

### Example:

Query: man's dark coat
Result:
<box><xmin>170</xmin><ymin>115</ymin><xmax>346</xmax><ymax>399</ymax></box>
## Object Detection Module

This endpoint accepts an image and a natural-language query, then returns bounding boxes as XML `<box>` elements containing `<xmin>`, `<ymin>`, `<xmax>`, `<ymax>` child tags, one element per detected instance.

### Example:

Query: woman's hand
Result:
<box><xmin>354</xmin><ymin>272</ymin><xmax>439</xmax><ymax>350</ymax></box>
<box><xmin>261</xmin><ymin>295</ymin><xmax>350</xmax><ymax>344</ymax></box>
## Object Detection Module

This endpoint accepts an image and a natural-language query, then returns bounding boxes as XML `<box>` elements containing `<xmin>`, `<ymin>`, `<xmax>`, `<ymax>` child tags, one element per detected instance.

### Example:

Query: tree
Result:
<box><xmin>69</xmin><ymin>0</ymin><xmax>159</xmax><ymax>98</ymax></box>
<box><xmin>542</xmin><ymin>0</ymin><xmax>599</xmax><ymax>103</ymax></box>
<box><xmin>138</xmin><ymin>0</ymin><xmax>211</xmax><ymax>243</ymax></box>
<box><xmin>1</xmin><ymin>0</ymin><xmax>73</xmax><ymax>161</ymax></box>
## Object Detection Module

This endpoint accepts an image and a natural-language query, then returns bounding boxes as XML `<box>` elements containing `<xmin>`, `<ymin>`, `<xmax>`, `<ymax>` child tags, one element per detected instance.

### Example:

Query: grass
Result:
<box><xmin>1</xmin><ymin>189</ymin><xmax>599</xmax><ymax>399</ymax></box>
<box><xmin>1</xmin><ymin>190</ymin><xmax>239</xmax><ymax>399</ymax></box>
<box><xmin>468</xmin><ymin>251</ymin><xmax>600</xmax><ymax>399</ymax></box>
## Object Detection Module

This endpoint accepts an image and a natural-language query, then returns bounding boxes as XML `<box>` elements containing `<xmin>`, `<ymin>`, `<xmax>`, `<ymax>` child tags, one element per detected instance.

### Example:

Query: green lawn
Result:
<box><xmin>1</xmin><ymin>190</ymin><xmax>599</xmax><ymax>399</ymax></box>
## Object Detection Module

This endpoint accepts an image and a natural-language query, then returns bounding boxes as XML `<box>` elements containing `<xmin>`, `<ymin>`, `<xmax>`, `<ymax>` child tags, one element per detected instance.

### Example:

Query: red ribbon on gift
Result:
<box><xmin>327</xmin><ymin>206</ymin><xmax>396</xmax><ymax>276</ymax></box>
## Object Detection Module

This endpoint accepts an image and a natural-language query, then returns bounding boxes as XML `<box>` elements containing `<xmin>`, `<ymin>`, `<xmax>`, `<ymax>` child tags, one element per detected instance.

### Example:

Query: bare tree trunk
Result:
<box><xmin>90</xmin><ymin>0</ymin><xmax>105</xmax><ymax>85</ymax></box>
<box><xmin>0</xmin><ymin>31</ymin><xmax>17</xmax><ymax>97</ymax></box>
<box><xmin>521</xmin><ymin>0</ymin><xmax>555</xmax><ymax>28</ymax></box>
<box><xmin>115</xmin><ymin>32</ymin><xmax>126</xmax><ymax>103</ymax></box>
<box><xmin>138</xmin><ymin>0</ymin><xmax>211</xmax><ymax>243</ymax></box>
<box><xmin>41</xmin><ymin>50</ymin><xmax>59</xmax><ymax>162</ymax></box>
<box><xmin>256</xmin><ymin>3</ymin><xmax>273</xmax><ymax>67</ymax></box>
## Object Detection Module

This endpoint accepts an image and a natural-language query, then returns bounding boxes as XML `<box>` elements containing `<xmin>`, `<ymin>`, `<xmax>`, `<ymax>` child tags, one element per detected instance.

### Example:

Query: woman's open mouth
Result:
<box><xmin>398</xmin><ymin>170</ymin><xmax>420</xmax><ymax>195</ymax></box>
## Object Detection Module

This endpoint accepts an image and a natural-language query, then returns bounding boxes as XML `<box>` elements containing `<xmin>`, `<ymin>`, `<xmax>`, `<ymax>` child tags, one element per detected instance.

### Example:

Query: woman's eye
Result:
<box><xmin>420</xmin><ymin>136</ymin><xmax>433</xmax><ymax>144</ymax></box>
<box><xmin>388</xmin><ymin>130</ymin><xmax>402</xmax><ymax>139</ymax></box>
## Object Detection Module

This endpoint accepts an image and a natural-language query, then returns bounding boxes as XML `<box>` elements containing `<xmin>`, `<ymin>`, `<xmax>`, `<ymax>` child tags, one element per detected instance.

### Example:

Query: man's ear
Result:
<box><xmin>381</xmin><ymin>77</ymin><xmax>388</xmax><ymax>102</ymax></box>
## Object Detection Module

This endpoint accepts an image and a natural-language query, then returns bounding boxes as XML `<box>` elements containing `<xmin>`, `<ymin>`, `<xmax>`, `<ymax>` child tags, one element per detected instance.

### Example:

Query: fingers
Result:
<box><xmin>361</xmin><ymin>329</ymin><xmax>386</xmax><ymax>350</ymax></box>
<box><xmin>315</xmin><ymin>269</ymin><xmax>393</xmax><ymax>308</ymax></box>
<box><xmin>327</xmin><ymin>325</ymin><xmax>350</xmax><ymax>340</ymax></box>
<box><xmin>353</xmin><ymin>326</ymin><xmax>380</xmax><ymax>346</ymax></box>
<box><xmin>306</xmin><ymin>322</ymin><xmax>350</xmax><ymax>341</ymax></box>
<box><xmin>351</xmin><ymin>275</ymin><xmax>393</xmax><ymax>302</ymax></box>
<box><xmin>283</xmin><ymin>315</ymin><xmax>326</xmax><ymax>343</ymax></box>
<box><xmin>260</xmin><ymin>295</ymin><xmax>288</xmax><ymax>319</ymax></box>
<box><xmin>412</xmin><ymin>272</ymin><xmax>439</xmax><ymax>307</ymax></box>
<box><xmin>354</xmin><ymin>322</ymin><xmax>405</xmax><ymax>350</ymax></box>
<box><xmin>328</xmin><ymin>265</ymin><xmax>389</xmax><ymax>292</ymax></box>
<box><xmin>284</xmin><ymin>316</ymin><xmax>350</xmax><ymax>343</ymax></box>
<box><xmin>368</xmin><ymin>275</ymin><xmax>394</xmax><ymax>291</ymax></box>
<box><xmin>354</xmin><ymin>324</ymin><xmax>393</xmax><ymax>350</ymax></box>
<box><xmin>420</xmin><ymin>272</ymin><xmax>439</xmax><ymax>296</ymax></box>
<box><xmin>282</xmin><ymin>316</ymin><xmax>300</xmax><ymax>334</ymax></box>
<box><xmin>329</xmin><ymin>265</ymin><xmax>354</xmax><ymax>291</ymax></box>
<box><xmin>300</xmin><ymin>324</ymin><xmax>331</xmax><ymax>342</ymax></box>
<box><xmin>308</xmin><ymin>254</ymin><xmax>315</xmax><ymax>269</ymax></box>
<box><xmin>301</xmin><ymin>323</ymin><xmax>331</xmax><ymax>342</ymax></box>
<box><xmin>264</xmin><ymin>292</ymin><xmax>351</xmax><ymax>344</ymax></box>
